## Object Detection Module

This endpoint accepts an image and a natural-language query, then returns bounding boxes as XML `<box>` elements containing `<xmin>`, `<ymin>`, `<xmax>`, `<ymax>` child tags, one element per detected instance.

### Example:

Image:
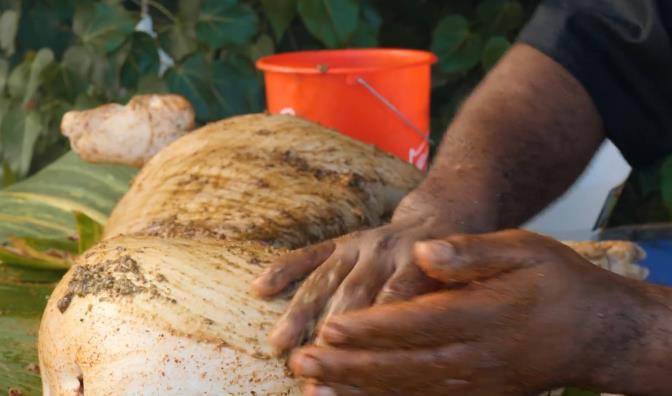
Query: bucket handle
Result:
<box><xmin>354</xmin><ymin>76</ymin><xmax>433</xmax><ymax>145</ymax></box>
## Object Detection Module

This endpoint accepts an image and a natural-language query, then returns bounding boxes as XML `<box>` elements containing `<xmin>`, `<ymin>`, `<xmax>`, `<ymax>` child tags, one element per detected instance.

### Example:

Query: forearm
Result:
<box><xmin>396</xmin><ymin>44</ymin><xmax>604</xmax><ymax>234</ymax></box>
<box><xmin>588</xmin><ymin>281</ymin><xmax>672</xmax><ymax>396</ymax></box>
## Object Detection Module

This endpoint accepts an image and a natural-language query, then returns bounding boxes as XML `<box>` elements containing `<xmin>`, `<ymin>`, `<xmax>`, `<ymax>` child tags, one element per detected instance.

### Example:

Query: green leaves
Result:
<box><xmin>158</xmin><ymin>0</ymin><xmax>198</xmax><ymax>61</ymax></box>
<box><xmin>431</xmin><ymin>1</ymin><xmax>523</xmax><ymax>76</ymax></box>
<box><xmin>196</xmin><ymin>0</ymin><xmax>258</xmax><ymax>48</ymax></box>
<box><xmin>0</xmin><ymin>192</ymin><xmax>106</xmax><ymax>273</ymax></box>
<box><xmin>0</xmin><ymin>0</ymin><xmax>399</xmax><ymax>186</ymax></box>
<box><xmin>432</xmin><ymin>15</ymin><xmax>480</xmax><ymax>74</ymax></box>
<box><xmin>23</xmin><ymin>48</ymin><xmax>54</xmax><ymax>104</ymax></box>
<box><xmin>0</xmin><ymin>58</ymin><xmax>9</xmax><ymax>94</ymax></box>
<box><xmin>166</xmin><ymin>53</ymin><xmax>212</xmax><ymax>121</ymax></box>
<box><xmin>432</xmin><ymin>13</ymin><xmax>514</xmax><ymax>75</ymax></box>
<box><xmin>50</xmin><ymin>45</ymin><xmax>95</xmax><ymax>101</ymax></box>
<box><xmin>73</xmin><ymin>2</ymin><xmax>136</xmax><ymax>53</ymax></box>
<box><xmin>0</xmin><ymin>151</ymin><xmax>137</xmax><ymax>243</ymax></box>
<box><xmin>0</xmin><ymin>9</ymin><xmax>19</xmax><ymax>56</ymax></box>
<box><xmin>1</xmin><ymin>110</ymin><xmax>41</xmax><ymax>178</ymax></box>
<box><xmin>262</xmin><ymin>0</ymin><xmax>297</xmax><ymax>39</ymax></box>
<box><xmin>349</xmin><ymin>1</ymin><xmax>381</xmax><ymax>47</ymax></box>
<box><xmin>75</xmin><ymin>211</ymin><xmax>104</xmax><ymax>253</ymax></box>
<box><xmin>211</xmin><ymin>59</ymin><xmax>262</xmax><ymax>118</ymax></box>
<box><xmin>0</xmin><ymin>278</ymin><xmax>53</xmax><ymax>395</ymax></box>
<box><xmin>477</xmin><ymin>0</ymin><xmax>524</xmax><ymax>35</ymax></box>
<box><xmin>432</xmin><ymin>15</ymin><xmax>470</xmax><ymax>59</ymax></box>
<box><xmin>166</xmin><ymin>53</ymin><xmax>262</xmax><ymax>123</ymax></box>
<box><xmin>121</xmin><ymin>32</ymin><xmax>160</xmax><ymax>88</ymax></box>
<box><xmin>249</xmin><ymin>34</ymin><xmax>275</xmax><ymax>62</ymax></box>
<box><xmin>161</xmin><ymin>20</ymin><xmax>197</xmax><ymax>61</ymax></box>
<box><xmin>0</xmin><ymin>238</ymin><xmax>70</xmax><ymax>271</ymax></box>
<box><xmin>481</xmin><ymin>36</ymin><xmax>511</xmax><ymax>70</ymax></box>
<box><xmin>298</xmin><ymin>0</ymin><xmax>359</xmax><ymax>48</ymax></box>
<box><xmin>7</xmin><ymin>55</ymin><xmax>31</xmax><ymax>98</ymax></box>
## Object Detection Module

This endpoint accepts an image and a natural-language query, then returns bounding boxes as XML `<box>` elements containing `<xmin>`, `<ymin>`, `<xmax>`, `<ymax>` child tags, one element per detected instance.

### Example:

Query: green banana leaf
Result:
<box><xmin>0</xmin><ymin>151</ymin><xmax>136</xmax><ymax>394</ymax></box>
<box><xmin>0</xmin><ymin>151</ymin><xmax>137</xmax><ymax>242</ymax></box>
<box><xmin>0</xmin><ymin>266</ymin><xmax>60</xmax><ymax>395</ymax></box>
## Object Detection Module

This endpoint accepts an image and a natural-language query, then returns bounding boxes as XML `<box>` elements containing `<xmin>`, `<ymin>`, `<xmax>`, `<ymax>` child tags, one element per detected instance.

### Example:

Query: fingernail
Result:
<box><xmin>250</xmin><ymin>277</ymin><xmax>264</xmax><ymax>291</ymax></box>
<box><xmin>251</xmin><ymin>272</ymin><xmax>271</xmax><ymax>292</ymax></box>
<box><xmin>307</xmin><ymin>384</ymin><xmax>337</xmax><ymax>396</ymax></box>
<box><xmin>320</xmin><ymin>323</ymin><xmax>346</xmax><ymax>344</ymax></box>
<box><xmin>292</xmin><ymin>352</ymin><xmax>322</xmax><ymax>377</ymax></box>
<box><xmin>415</xmin><ymin>240</ymin><xmax>455</xmax><ymax>265</ymax></box>
<box><xmin>269</xmin><ymin>319</ymin><xmax>295</xmax><ymax>352</ymax></box>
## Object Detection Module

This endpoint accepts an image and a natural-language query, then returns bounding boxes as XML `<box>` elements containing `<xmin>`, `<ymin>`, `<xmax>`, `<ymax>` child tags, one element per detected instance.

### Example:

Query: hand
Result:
<box><xmin>289</xmin><ymin>230</ymin><xmax>672</xmax><ymax>396</ymax></box>
<box><xmin>251</xmin><ymin>218</ymin><xmax>444</xmax><ymax>354</ymax></box>
<box><xmin>252</xmin><ymin>189</ymin><xmax>492</xmax><ymax>353</ymax></box>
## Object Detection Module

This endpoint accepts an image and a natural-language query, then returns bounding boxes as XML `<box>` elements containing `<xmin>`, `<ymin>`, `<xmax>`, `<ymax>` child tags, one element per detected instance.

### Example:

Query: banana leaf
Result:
<box><xmin>0</xmin><ymin>151</ymin><xmax>136</xmax><ymax>394</ymax></box>
<box><xmin>0</xmin><ymin>151</ymin><xmax>136</xmax><ymax>242</ymax></box>
<box><xmin>0</xmin><ymin>266</ymin><xmax>61</xmax><ymax>395</ymax></box>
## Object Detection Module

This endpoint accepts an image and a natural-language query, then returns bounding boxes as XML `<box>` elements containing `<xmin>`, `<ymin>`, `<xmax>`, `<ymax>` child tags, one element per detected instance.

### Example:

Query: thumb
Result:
<box><xmin>413</xmin><ymin>229</ymin><xmax>548</xmax><ymax>284</ymax></box>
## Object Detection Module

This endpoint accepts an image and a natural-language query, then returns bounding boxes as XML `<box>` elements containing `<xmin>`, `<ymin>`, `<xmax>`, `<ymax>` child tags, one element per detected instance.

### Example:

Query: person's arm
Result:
<box><xmin>252</xmin><ymin>43</ymin><xmax>605</xmax><ymax>354</ymax></box>
<box><xmin>394</xmin><ymin>42</ymin><xmax>604</xmax><ymax>232</ymax></box>
<box><xmin>289</xmin><ymin>230</ymin><xmax>672</xmax><ymax>396</ymax></box>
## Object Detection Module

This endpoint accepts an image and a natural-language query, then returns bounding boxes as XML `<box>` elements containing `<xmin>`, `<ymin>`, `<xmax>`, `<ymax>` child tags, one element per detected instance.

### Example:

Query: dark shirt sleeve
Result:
<box><xmin>518</xmin><ymin>0</ymin><xmax>672</xmax><ymax>167</ymax></box>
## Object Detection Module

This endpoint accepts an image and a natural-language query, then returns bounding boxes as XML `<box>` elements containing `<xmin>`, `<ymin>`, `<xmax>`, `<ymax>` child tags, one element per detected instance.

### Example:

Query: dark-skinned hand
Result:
<box><xmin>289</xmin><ymin>230</ymin><xmax>672</xmax><ymax>396</ymax></box>
<box><xmin>251</xmin><ymin>218</ymin><xmax>443</xmax><ymax>353</ymax></box>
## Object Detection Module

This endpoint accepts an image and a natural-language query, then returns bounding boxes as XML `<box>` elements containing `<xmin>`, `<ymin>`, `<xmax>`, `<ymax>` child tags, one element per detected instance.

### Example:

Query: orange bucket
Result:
<box><xmin>256</xmin><ymin>49</ymin><xmax>437</xmax><ymax>170</ymax></box>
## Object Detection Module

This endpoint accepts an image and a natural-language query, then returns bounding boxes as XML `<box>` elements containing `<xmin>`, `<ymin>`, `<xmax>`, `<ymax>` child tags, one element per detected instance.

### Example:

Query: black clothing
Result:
<box><xmin>518</xmin><ymin>0</ymin><xmax>672</xmax><ymax>167</ymax></box>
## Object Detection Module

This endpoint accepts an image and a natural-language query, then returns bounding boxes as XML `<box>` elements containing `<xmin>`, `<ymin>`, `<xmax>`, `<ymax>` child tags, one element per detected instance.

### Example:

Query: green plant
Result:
<box><xmin>0</xmin><ymin>266</ymin><xmax>55</xmax><ymax>395</ymax></box>
<box><xmin>0</xmin><ymin>0</ymin><xmax>666</xmax><ymax>226</ymax></box>
<box><xmin>0</xmin><ymin>151</ymin><xmax>135</xmax><ymax>269</ymax></box>
<box><xmin>0</xmin><ymin>0</ymin><xmax>534</xmax><ymax>183</ymax></box>
<box><xmin>0</xmin><ymin>151</ymin><xmax>136</xmax><ymax>241</ymax></box>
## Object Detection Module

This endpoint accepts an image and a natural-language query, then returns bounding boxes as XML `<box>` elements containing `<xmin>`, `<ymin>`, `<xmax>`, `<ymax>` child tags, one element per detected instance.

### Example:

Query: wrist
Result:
<box><xmin>391</xmin><ymin>186</ymin><xmax>497</xmax><ymax>236</ymax></box>
<box><xmin>582</xmin><ymin>281</ymin><xmax>672</xmax><ymax>395</ymax></box>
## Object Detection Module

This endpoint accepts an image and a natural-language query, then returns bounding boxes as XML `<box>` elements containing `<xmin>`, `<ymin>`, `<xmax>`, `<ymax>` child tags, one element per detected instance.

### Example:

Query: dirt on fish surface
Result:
<box><xmin>57</xmin><ymin>254</ymin><xmax>161</xmax><ymax>313</ymax></box>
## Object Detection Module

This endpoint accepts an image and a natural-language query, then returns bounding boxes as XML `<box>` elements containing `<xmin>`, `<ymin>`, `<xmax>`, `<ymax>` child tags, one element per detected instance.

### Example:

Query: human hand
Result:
<box><xmin>251</xmin><ymin>217</ymin><xmax>445</xmax><ymax>354</ymax></box>
<box><xmin>289</xmin><ymin>230</ymin><xmax>672</xmax><ymax>396</ymax></box>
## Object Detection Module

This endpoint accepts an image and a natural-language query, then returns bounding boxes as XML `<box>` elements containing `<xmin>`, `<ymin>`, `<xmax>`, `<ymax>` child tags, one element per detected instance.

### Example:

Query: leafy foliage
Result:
<box><xmin>0</xmin><ymin>0</ymin><xmax>664</xmax><ymax>223</ymax></box>
<box><xmin>0</xmin><ymin>0</ymin><xmax>536</xmax><ymax>186</ymax></box>
<box><xmin>0</xmin><ymin>151</ymin><xmax>136</xmax><ymax>243</ymax></box>
<box><xmin>0</xmin><ymin>268</ymin><xmax>54</xmax><ymax>395</ymax></box>
<box><xmin>74</xmin><ymin>211</ymin><xmax>104</xmax><ymax>254</ymax></box>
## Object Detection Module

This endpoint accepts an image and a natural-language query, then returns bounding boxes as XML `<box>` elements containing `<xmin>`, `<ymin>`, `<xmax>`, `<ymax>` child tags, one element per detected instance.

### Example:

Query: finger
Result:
<box><xmin>318</xmin><ymin>250</ymin><xmax>395</xmax><ymax>321</ymax></box>
<box><xmin>319</xmin><ymin>289</ymin><xmax>510</xmax><ymax>349</ymax></box>
<box><xmin>290</xmin><ymin>344</ymin><xmax>477</xmax><ymax>388</ymax></box>
<box><xmin>414</xmin><ymin>229</ymin><xmax>550</xmax><ymax>284</ymax></box>
<box><xmin>251</xmin><ymin>240</ymin><xmax>336</xmax><ymax>297</ymax></box>
<box><xmin>313</xmin><ymin>251</ymin><xmax>394</xmax><ymax>346</ymax></box>
<box><xmin>375</xmin><ymin>262</ymin><xmax>442</xmax><ymax>305</ymax></box>
<box><xmin>269</xmin><ymin>249</ymin><xmax>358</xmax><ymax>353</ymax></box>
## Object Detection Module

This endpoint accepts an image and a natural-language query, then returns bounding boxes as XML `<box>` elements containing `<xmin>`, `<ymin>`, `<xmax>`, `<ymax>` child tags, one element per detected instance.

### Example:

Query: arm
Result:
<box><xmin>595</xmin><ymin>283</ymin><xmax>672</xmax><ymax>395</ymax></box>
<box><xmin>253</xmin><ymin>43</ymin><xmax>606</xmax><ymax>354</ymax></box>
<box><xmin>395</xmin><ymin>43</ymin><xmax>603</xmax><ymax>234</ymax></box>
<box><xmin>290</xmin><ymin>230</ymin><xmax>672</xmax><ymax>396</ymax></box>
